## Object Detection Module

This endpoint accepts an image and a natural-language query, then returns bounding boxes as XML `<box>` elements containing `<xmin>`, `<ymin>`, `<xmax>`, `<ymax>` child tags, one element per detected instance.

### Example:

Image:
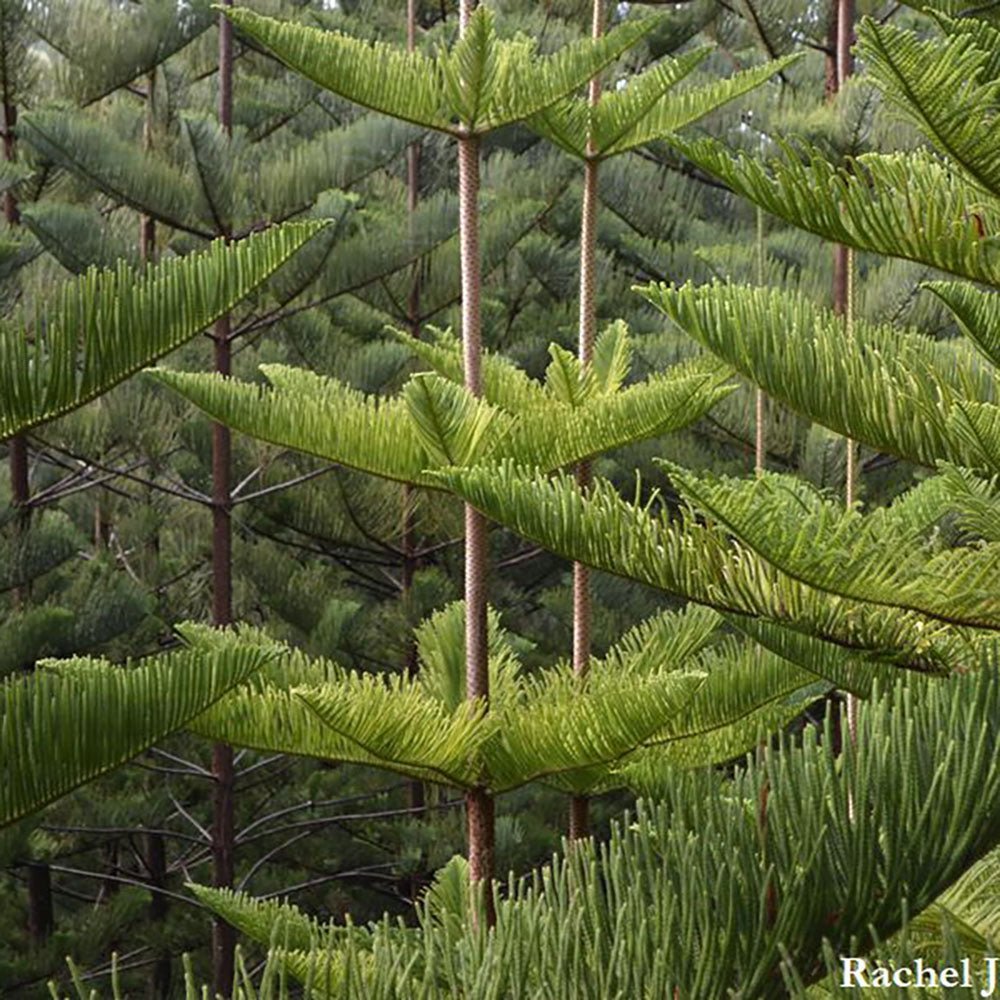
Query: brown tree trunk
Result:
<box><xmin>458</xmin><ymin>0</ymin><xmax>494</xmax><ymax>925</ymax></box>
<box><xmin>831</xmin><ymin>0</ymin><xmax>859</xmax><ymax>751</ymax></box>
<box><xmin>568</xmin><ymin>0</ymin><xmax>605</xmax><ymax>843</ymax></box>
<box><xmin>147</xmin><ymin>831</ymin><xmax>171</xmax><ymax>998</ymax></box>
<box><xmin>824</xmin><ymin>2</ymin><xmax>838</xmax><ymax>104</ymax></box>
<box><xmin>212</xmin><ymin>5</ymin><xmax>237</xmax><ymax>995</ymax></box>
<box><xmin>140</xmin><ymin>70</ymin><xmax>156</xmax><ymax>266</ymax></box>
<box><xmin>4</xmin><ymin>90</ymin><xmax>28</xmax><ymax>604</ymax></box>
<box><xmin>403</xmin><ymin>0</ymin><xmax>425</xmax><ymax>825</ymax></box>
<box><xmin>26</xmin><ymin>862</ymin><xmax>54</xmax><ymax>945</ymax></box>
<box><xmin>836</xmin><ymin>0</ymin><xmax>855</xmax><ymax>91</ymax></box>
<box><xmin>2</xmin><ymin>97</ymin><xmax>19</xmax><ymax>226</ymax></box>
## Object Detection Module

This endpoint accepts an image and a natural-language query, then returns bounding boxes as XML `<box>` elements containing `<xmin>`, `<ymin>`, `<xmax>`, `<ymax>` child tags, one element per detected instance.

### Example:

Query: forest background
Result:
<box><xmin>5</xmin><ymin>0</ymin><xmax>1000</xmax><ymax>996</ymax></box>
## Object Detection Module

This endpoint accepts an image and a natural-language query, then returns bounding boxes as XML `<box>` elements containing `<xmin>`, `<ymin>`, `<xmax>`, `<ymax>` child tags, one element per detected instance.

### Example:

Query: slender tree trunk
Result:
<box><xmin>212</xmin><ymin>5</ymin><xmax>237</xmax><ymax>994</ymax></box>
<box><xmin>568</xmin><ymin>0</ymin><xmax>605</xmax><ymax>844</ymax></box>
<box><xmin>824</xmin><ymin>2</ymin><xmax>838</xmax><ymax>104</ymax></box>
<box><xmin>140</xmin><ymin>70</ymin><xmax>156</xmax><ymax>265</ymax></box>
<box><xmin>754</xmin><ymin>206</ymin><xmax>766</xmax><ymax>478</ymax></box>
<box><xmin>5</xmin><ymin>87</ymin><xmax>48</xmax><ymax>934</ymax></box>
<box><xmin>458</xmin><ymin>0</ymin><xmax>494</xmax><ymax>926</ymax></box>
<box><xmin>831</xmin><ymin>0</ymin><xmax>859</xmax><ymax>752</ymax></box>
<box><xmin>836</xmin><ymin>0</ymin><xmax>855</xmax><ymax>90</ymax></box>
<box><xmin>147</xmin><ymin>831</ymin><xmax>171</xmax><ymax>998</ymax></box>
<box><xmin>3</xmin><ymin>91</ymin><xmax>29</xmax><ymax>605</ymax></box>
<box><xmin>2</xmin><ymin>96</ymin><xmax>19</xmax><ymax>226</ymax></box>
<box><xmin>403</xmin><ymin>0</ymin><xmax>425</xmax><ymax>825</ymax></box>
<box><xmin>26</xmin><ymin>862</ymin><xmax>54</xmax><ymax>945</ymax></box>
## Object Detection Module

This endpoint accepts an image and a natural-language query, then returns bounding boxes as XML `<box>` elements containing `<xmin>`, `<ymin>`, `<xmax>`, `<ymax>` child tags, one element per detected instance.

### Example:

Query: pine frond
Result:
<box><xmin>0</xmin><ymin>513</ymin><xmax>81</xmax><ymax>593</ymax></box>
<box><xmin>923</xmin><ymin>280</ymin><xmax>1000</xmax><ymax>373</ymax></box>
<box><xmin>223</xmin><ymin>5</ymin><xmax>659</xmax><ymax>135</ymax></box>
<box><xmin>415</xmin><ymin>601</ymin><xmax>525</xmax><ymax>714</ymax></box>
<box><xmin>595</xmin><ymin>54</ymin><xmax>799</xmax><ymax>158</ymax></box>
<box><xmin>663</xmin><ymin>463</ymin><xmax>1000</xmax><ymax>629</ymax></box>
<box><xmin>388</xmin><ymin>325</ymin><xmax>548</xmax><ymax>413</ymax></box>
<box><xmin>592</xmin><ymin>320</ymin><xmax>632</xmax><ymax>395</ymax></box>
<box><xmin>913</xmin><ymin>847</ymin><xmax>1000</xmax><ymax>962</ymax></box>
<box><xmin>858</xmin><ymin>17</ymin><xmax>1000</xmax><ymax>199</ymax></box>
<box><xmin>188</xmin><ymin>885</ymin><xmax>330</xmax><ymax>953</ymax></box>
<box><xmin>641</xmin><ymin>280</ymin><xmax>995</xmax><ymax>467</ymax></box>
<box><xmin>182</xmin><ymin>114</ymin><xmax>237</xmax><ymax>237</ymax></box>
<box><xmin>949</xmin><ymin>401</ymin><xmax>1000</xmax><ymax>475</ymax></box>
<box><xmin>529</xmin><ymin>46</ymin><xmax>710</xmax><ymax>158</ymax></box>
<box><xmin>195</xmin><ymin>664</ymin><xmax>1000</xmax><ymax>997</ymax></box>
<box><xmin>296</xmin><ymin>678</ymin><xmax>483</xmax><ymax>787</ymax></box>
<box><xmin>938</xmin><ymin>464</ymin><xmax>1000</xmax><ymax>542</ymax></box>
<box><xmin>729</xmin><ymin>616</ymin><xmax>883</xmax><ymax>696</ymax></box>
<box><xmin>437</xmin><ymin>460</ymin><xmax>973</xmax><ymax>671</ymax></box>
<box><xmin>258</xmin><ymin>115</ymin><xmax>420</xmax><ymax>221</ymax></box>
<box><xmin>32</xmin><ymin>0</ymin><xmax>214</xmax><ymax>105</ymax></box>
<box><xmin>193</xmin><ymin>653</ymin><xmax>483</xmax><ymax>788</ymax></box>
<box><xmin>600</xmin><ymin>603</ymin><xmax>721</xmax><ymax>677</ymax></box>
<box><xmin>488</xmin><ymin>668</ymin><xmax>706</xmax><ymax>793</ymax></box>
<box><xmin>152</xmin><ymin>355</ymin><xmax>733</xmax><ymax>486</ymax></box>
<box><xmin>21</xmin><ymin>201</ymin><xmax>137</xmax><ymax>274</ymax></box>
<box><xmin>1</xmin><ymin>630</ymin><xmax>278</xmax><ymax>828</ymax></box>
<box><xmin>669</xmin><ymin>136</ymin><xmax>1000</xmax><ymax>286</ymax></box>
<box><xmin>0</xmin><ymin>222</ymin><xmax>325</xmax><ymax>439</ymax></box>
<box><xmin>20</xmin><ymin>110</ymin><xmax>215</xmax><ymax>237</ymax></box>
<box><xmin>151</xmin><ymin>365</ymin><xmax>430</xmax><ymax>486</ymax></box>
<box><xmin>223</xmin><ymin>7</ymin><xmax>447</xmax><ymax>131</ymax></box>
<box><xmin>617</xmin><ymin>642</ymin><xmax>824</xmax><ymax>779</ymax></box>
<box><xmin>403</xmin><ymin>373</ymin><xmax>513</xmax><ymax>467</ymax></box>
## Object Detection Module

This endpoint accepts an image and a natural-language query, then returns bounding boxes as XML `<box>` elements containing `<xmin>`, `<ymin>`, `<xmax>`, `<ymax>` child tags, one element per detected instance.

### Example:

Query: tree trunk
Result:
<box><xmin>458</xmin><ymin>0</ymin><xmax>494</xmax><ymax>925</ymax></box>
<box><xmin>824</xmin><ymin>2</ymin><xmax>838</xmax><ymax>104</ymax></box>
<box><xmin>754</xmin><ymin>205</ymin><xmax>766</xmax><ymax>477</ymax></box>
<box><xmin>568</xmin><ymin>0</ymin><xmax>605</xmax><ymax>842</ymax></box>
<box><xmin>26</xmin><ymin>862</ymin><xmax>54</xmax><ymax>946</ymax></box>
<box><xmin>836</xmin><ymin>0</ymin><xmax>855</xmax><ymax>91</ymax></box>
<box><xmin>2</xmin><ymin>96</ymin><xmax>19</xmax><ymax>226</ymax></box>
<box><xmin>4</xmin><ymin>89</ymin><xmax>28</xmax><ymax>604</ymax></box>
<box><xmin>140</xmin><ymin>70</ymin><xmax>156</xmax><ymax>266</ymax></box>
<box><xmin>403</xmin><ymin>0</ymin><xmax>426</xmax><ymax>825</ymax></box>
<box><xmin>831</xmin><ymin>0</ymin><xmax>858</xmax><ymax>750</ymax></box>
<box><xmin>147</xmin><ymin>831</ymin><xmax>171</xmax><ymax>998</ymax></box>
<box><xmin>212</xmin><ymin>5</ymin><xmax>237</xmax><ymax>995</ymax></box>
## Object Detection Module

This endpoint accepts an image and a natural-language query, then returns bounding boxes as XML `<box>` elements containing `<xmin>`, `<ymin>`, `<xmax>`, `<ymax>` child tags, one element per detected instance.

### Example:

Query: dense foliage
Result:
<box><xmin>4</xmin><ymin>0</ymin><xmax>1000</xmax><ymax>997</ymax></box>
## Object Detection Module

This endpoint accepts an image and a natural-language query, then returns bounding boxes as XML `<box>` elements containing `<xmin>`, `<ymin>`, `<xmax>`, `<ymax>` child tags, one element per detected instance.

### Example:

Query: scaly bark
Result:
<box><xmin>458</xmin><ymin>0</ymin><xmax>494</xmax><ymax>926</ymax></box>
<box><xmin>147</xmin><ymin>831</ymin><xmax>171</xmax><ymax>998</ymax></box>
<box><xmin>26</xmin><ymin>862</ymin><xmax>53</xmax><ymax>946</ymax></box>
<box><xmin>403</xmin><ymin>0</ymin><xmax>426</xmax><ymax>825</ymax></box>
<box><xmin>140</xmin><ymin>70</ymin><xmax>156</xmax><ymax>266</ymax></box>
<box><xmin>568</xmin><ymin>0</ymin><xmax>605</xmax><ymax>845</ymax></box>
<box><xmin>3</xmin><ymin>78</ymin><xmax>28</xmax><ymax>604</ymax></box>
<box><xmin>212</xmin><ymin>4</ymin><xmax>237</xmax><ymax>994</ymax></box>
<box><xmin>831</xmin><ymin>0</ymin><xmax>859</xmax><ymax>752</ymax></box>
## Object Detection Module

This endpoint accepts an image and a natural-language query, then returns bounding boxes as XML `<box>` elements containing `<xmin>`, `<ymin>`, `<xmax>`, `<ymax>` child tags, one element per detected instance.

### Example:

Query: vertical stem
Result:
<box><xmin>836</xmin><ymin>0</ymin><xmax>855</xmax><ymax>91</ymax></box>
<box><xmin>3</xmin><ymin>89</ymin><xmax>28</xmax><ymax>603</ymax></box>
<box><xmin>26</xmin><ymin>862</ymin><xmax>54</xmax><ymax>945</ymax></box>
<box><xmin>458</xmin><ymin>0</ymin><xmax>494</xmax><ymax>925</ymax></box>
<box><xmin>212</xmin><ymin>5</ymin><xmax>236</xmax><ymax>995</ymax></box>
<box><xmin>147</xmin><ymin>831</ymin><xmax>171</xmax><ymax>998</ymax></box>
<box><xmin>2</xmin><ymin>96</ymin><xmax>19</xmax><ymax>226</ymax></box>
<box><xmin>140</xmin><ymin>70</ymin><xmax>156</xmax><ymax>266</ymax></box>
<box><xmin>824</xmin><ymin>1</ymin><xmax>839</xmax><ymax>104</ymax></box>
<box><xmin>569</xmin><ymin>0</ymin><xmax>604</xmax><ymax>842</ymax></box>
<box><xmin>842</xmin><ymin>247</ymin><xmax>858</xmax><ymax>751</ymax></box>
<box><xmin>404</xmin><ymin>0</ymin><xmax>425</xmax><ymax>825</ymax></box>
<box><xmin>831</xmin><ymin>0</ymin><xmax>858</xmax><ymax>762</ymax></box>
<box><xmin>754</xmin><ymin>205</ymin><xmax>766</xmax><ymax>478</ymax></box>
